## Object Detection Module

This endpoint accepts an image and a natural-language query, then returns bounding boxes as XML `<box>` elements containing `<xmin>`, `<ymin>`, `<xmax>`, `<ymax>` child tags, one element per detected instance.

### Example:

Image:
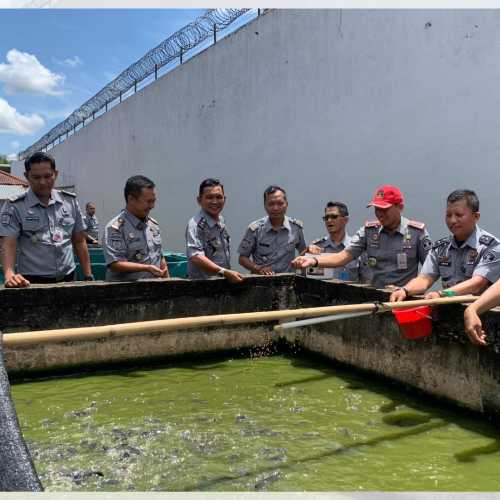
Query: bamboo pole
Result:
<box><xmin>2</xmin><ymin>295</ymin><xmax>476</xmax><ymax>348</ymax></box>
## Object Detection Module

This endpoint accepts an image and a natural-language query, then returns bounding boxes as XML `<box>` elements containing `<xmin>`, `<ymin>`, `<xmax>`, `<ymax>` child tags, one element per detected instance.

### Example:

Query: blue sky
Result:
<box><xmin>0</xmin><ymin>9</ymin><xmax>204</xmax><ymax>158</ymax></box>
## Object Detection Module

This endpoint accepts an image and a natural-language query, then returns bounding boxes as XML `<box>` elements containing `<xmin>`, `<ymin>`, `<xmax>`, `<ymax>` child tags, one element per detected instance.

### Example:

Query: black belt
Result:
<box><xmin>23</xmin><ymin>271</ymin><xmax>75</xmax><ymax>284</ymax></box>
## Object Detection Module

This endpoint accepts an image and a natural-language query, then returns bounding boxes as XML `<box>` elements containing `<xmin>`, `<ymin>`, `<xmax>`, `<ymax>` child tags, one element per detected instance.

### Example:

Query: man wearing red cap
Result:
<box><xmin>292</xmin><ymin>185</ymin><xmax>432</xmax><ymax>289</ymax></box>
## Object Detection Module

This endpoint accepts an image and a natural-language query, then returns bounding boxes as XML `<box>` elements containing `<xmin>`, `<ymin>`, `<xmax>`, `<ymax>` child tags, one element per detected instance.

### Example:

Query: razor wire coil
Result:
<box><xmin>20</xmin><ymin>8</ymin><xmax>256</xmax><ymax>159</ymax></box>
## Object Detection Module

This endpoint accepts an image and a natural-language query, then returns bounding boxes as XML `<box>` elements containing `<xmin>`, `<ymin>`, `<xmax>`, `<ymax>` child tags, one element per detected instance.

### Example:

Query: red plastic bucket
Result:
<box><xmin>392</xmin><ymin>305</ymin><xmax>432</xmax><ymax>340</ymax></box>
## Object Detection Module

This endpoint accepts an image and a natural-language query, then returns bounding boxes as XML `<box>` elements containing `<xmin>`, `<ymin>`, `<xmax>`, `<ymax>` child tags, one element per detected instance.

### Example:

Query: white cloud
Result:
<box><xmin>0</xmin><ymin>98</ymin><xmax>45</xmax><ymax>135</ymax></box>
<box><xmin>55</xmin><ymin>56</ymin><xmax>83</xmax><ymax>68</ymax></box>
<box><xmin>10</xmin><ymin>141</ymin><xmax>20</xmax><ymax>150</ymax></box>
<box><xmin>0</xmin><ymin>49</ymin><xmax>65</xmax><ymax>95</ymax></box>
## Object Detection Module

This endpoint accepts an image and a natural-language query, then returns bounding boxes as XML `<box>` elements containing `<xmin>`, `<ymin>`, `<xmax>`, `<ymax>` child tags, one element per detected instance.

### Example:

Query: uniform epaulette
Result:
<box><xmin>249</xmin><ymin>218</ymin><xmax>264</xmax><ymax>232</ymax></box>
<box><xmin>432</xmin><ymin>236</ymin><xmax>451</xmax><ymax>249</ymax></box>
<box><xmin>289</xmin><ymin>217</ymin><xmax>304</xmax><ymax>228</ymax></box>
<box><xmin>59</xmin><ymin>189</ymin><xmax>77</xmax><ymax>198</ymax></box>
<box><xmin>408</xmin><ymin>219</ymin><xmax>426</xmax><ymax>230</ymax></box>
<box><xmin>365</xmin><ymin>220</ymin><xmax>381</xmax><ymax>228</ymax></box>
<box><xmin>312</xmin><ymin>236</ymin><xmax>328</xmax><ymax>245</ymax></box>
<box><xmin>148</xmin><ymin>216</ymin><xmax>159</xmax><ymax>226</ymax></box>
<box><xmin>111</xmin><ymin>217</ymin><xmax>125</xmax><ymax>231</ymax></box>
<box><xmin>479</xmin><ymin>234</ymin><xmax>496</xmax><ymax>246</ymax></box>
<box><xmin>8</xmin><ymin>192</ymin><xmax>26</xmax><ymax>202</ymax></box>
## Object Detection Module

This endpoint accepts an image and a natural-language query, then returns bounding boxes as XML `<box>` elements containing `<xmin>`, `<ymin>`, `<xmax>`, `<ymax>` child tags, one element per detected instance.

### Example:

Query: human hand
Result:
<box><xmin>4</xmin><ymin>273</ymin><xmax>30</xmax><ymax>288</ymax></box>
<box><xmin>306</xmin><ymin>244</ymin><xmax>322</xmax><ymax>255</ymax></box>
<box><xmin>256</xmin><ymin>266</ymin><xmax>274</xmax><ymax>276</ymax></box>
<box><xmin>464</xmin><ymin>306</ymin><xmax>487</xmax><ymax>346</ymax></box>
<box><xmin>225</xmin><ymin>270</ymin><xmax>244</xmax><ymax>283</ymax></box>
<box><xmin>424</xmin><ymin>291</ymin><xmax>441</xmax><ymax>300</ymax></box>
<box><xmin>292</xmin><ymin>256</ymin><xmax>316</xmax><ymax>269</ymax></box>
<box><xmin>390</xmin><ymin>288</ymin><xmax>407</xmax><ymax>302</ymax></box>
<box><xmin>148</xmin><ymin>265</ymin><xmax>165</xmax><ymax>277</ymax></box>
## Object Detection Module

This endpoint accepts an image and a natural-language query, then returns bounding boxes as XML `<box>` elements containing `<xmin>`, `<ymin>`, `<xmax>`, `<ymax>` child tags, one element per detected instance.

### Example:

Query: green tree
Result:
<box><xmin>0</xmin><ymin>154</ymin><xmax>11</xmax><ymax>164</ymax></box>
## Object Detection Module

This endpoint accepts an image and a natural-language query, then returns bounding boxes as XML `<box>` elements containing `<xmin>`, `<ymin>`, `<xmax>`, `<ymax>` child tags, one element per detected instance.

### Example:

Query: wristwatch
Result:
<box><xmin>84</xmin><ymin>275</ymin><xmax>95</xmax><ymax>281</ymax></box>
<box><xmin>216</xmin><ymin>267</ymin><xmax>226</xmax><ymax>277</ymax></box>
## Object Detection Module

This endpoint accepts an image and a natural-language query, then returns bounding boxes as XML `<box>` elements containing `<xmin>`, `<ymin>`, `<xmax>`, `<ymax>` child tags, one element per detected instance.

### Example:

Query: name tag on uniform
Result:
<box><xmin>438</xmin><ymin>256</ymin><xmax>451</xmax><ymax>267</ymax></box>
<box><xmin>397</xmin><ymin>252</ymin><xmax>408</xmax><ymax>270</ymax></box>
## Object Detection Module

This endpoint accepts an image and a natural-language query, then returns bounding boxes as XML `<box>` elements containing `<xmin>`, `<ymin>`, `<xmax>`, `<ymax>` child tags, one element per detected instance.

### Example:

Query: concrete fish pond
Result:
<box><xmin>2</xmin><ymin>275</ymin><xmax>500</xmax><ymax>491</ymax></box>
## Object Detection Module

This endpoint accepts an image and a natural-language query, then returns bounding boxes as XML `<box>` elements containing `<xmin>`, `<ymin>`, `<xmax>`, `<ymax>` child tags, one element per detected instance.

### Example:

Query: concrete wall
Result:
<box><xmin>12</xmin><ymin>10</ymin><xmax>500</xmax><ymax>260</ymax></box>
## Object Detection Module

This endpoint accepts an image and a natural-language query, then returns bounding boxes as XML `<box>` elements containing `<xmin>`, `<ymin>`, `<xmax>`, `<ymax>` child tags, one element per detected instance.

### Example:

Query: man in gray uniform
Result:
<box><xmin>238</xmin><ymin>185</ymin><xmax>306</xmax><ymax>275</ymax></box>
<box><xmin>304</xmin><ymin>201</ymin><xmax>359</xmax><ymax>281</ymax></box>
<box><xmin>0</xmin><ymin>151</ymin><xmax>92</xmax><ymax>287</ymax></box>
<box><xmin>84</xmin><ymin>202</ymin><xmax>99</xmax><ymax>245</ymax></box>
<box><xmin>390</xmin><ymin>189</ymin><xmax>500</xmax><ymax>302</ymax></box>
<box><xmin>186</xmin><ymin>178</ymin><xmax>243</xmax><ymax>283</ymax></box>
<box><xmin>104</xmin><ymin>175</ymin><xmax>169</xmax><ymax>281</ymax></box>
<box><xmin>293</xmin><ymin>185</ymin><xmax>431</xmax><ymax>289</ymax></box>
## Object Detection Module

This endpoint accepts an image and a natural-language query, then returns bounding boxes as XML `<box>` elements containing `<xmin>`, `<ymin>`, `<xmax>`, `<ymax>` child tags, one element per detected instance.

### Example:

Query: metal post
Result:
<box><xmin>105</xmin><ymin>101</ymin><xmax>108</xmax><ymax>112</ymax></box>
<box><xmin>119</xmin><ymin>91</ymin><xmax>122</xmax><ymax>103</ymax></box>
<box><xmin>213</xmin><ymin>23</ymin><xmax>217</xmax><ymax>44</ymax></box>
<box><xmin>155</xmin><ymin>64</ymin><xmax>158</xmax><ymax>80</ymax></box>
<box><xmin>134</xmin><ymin>80</ymin><xmax>137</xmax><ymax>93</ymax></box>
<box><xmin>73</xmin><ymin>125</ymin><xmax>76</xmax><ymax>134</ymax></box>
<box><xmin>180</xmin><ymin>48</ymin><xmax>183</xmax><ymax>64</ymax></box>
<box><xmin>258</xmin><ymin>8</ymin><xmax>261</xmax><ymax>15</ymax></box>
<box><xmin>82</xmin><ymin>118</ymin><xmax>85</xmax><ymax>127</ymax></box>
<box><xmin>92</xmin><ymin>112</ymin><xmax>95</xmax><ymax>120</ymax></box>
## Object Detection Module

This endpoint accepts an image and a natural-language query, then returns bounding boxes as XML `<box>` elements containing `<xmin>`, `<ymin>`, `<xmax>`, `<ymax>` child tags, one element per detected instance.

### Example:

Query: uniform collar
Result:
<box><xmin>327</xmin><ymin>232</ymin><xmax>351</xmax><ymax>248</ymax></box>
<box><xmin>380</xmin><ymin>216</ymin><xmax>408</xmax><ymax>236</ymax></box>
<box><xmin>26</xmin><ymin>188</ymin><xmax>63</xmax><ymax>208</ymax></box>
<box><xmin>124</xmin><ymin>208</ymin><xmax>147</xmax><ymax>229</ymax></box>
<box><xmin>263</xmin><ymin>215</ymin><xmax>290</xmax><ymax>232</ymax></box>
<box><xmin>200</xmin><ymin>210</ymin><xmax>225</xmax><ymax>228</ymax></box>
<box><xmin>451</xmin><ymin>226</ymin><xmax>479</xmax><ymax>249</ymax></box>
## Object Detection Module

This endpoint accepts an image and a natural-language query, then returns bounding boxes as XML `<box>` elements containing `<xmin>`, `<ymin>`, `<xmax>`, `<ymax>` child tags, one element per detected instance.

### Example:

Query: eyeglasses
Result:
<box><xmin>323</xmin><ymin>214</ymin><xmax>344</xmax><ymax>221</ymax></box>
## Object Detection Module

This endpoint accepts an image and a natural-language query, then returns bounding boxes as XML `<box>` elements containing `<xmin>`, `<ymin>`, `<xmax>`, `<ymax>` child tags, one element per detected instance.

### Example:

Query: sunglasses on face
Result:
<box><xmin>323</xmin><ymin>214</ymin><xmax>343</xmax><ymax>221</ymax></box>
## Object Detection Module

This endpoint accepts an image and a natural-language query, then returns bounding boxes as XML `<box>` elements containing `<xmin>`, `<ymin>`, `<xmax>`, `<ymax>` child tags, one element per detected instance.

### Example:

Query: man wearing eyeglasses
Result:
<box><xmin>293</xmin><ymin>185</ymin><xmax>432</xmax><ymax>289</ymax></box>
<box><xmin>303</xmin><ymin>201</ymin><xmax>359</xmax><ymax>281</ymax></box>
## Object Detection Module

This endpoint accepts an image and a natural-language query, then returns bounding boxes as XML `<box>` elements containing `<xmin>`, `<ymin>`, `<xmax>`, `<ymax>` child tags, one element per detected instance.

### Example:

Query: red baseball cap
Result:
<box><xmin>367</xmin><ymin>185</ymin><xmax>404</xmax><ymax>209</ymax></box>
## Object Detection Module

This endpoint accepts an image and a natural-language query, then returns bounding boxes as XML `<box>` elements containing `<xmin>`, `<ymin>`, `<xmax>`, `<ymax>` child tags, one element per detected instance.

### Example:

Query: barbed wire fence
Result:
<box><xmin>20</xmin><ymin>8</ymin><xmax>265</xmax><ymax>159</ymax></box>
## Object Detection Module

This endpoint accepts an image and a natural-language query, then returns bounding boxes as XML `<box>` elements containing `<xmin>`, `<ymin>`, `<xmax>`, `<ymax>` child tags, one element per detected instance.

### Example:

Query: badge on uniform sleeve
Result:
<box><xmin>397</xmin><ymin>252</ymin><xmax>408</xmax><ymax>270</ymax></box>
<box><xmin>422</xmin><ymin>237</ymin><xmax>432</xmax><ymax>251</ymax></box>
<box><xmin>31</xmin><ymin>234</ymin><xmax>39</xmax><ymax>244</ymax></box>
<box><xmin>1</xmin><ymin>213</ymin><xmax>11</xmax><ymax>226</ymax></box>
<box><xmin>135</xmin><ymin>251</ymin><xmax>144</xmax><ymax>260</ymax></box>
<box><xmin>482</xmin><ymin>251</ymin><xmax>496</xmax><ymax>263</ymax></box>
<box><xmin>110</xmin><ymin>238</ymin><xmax>123</xmax><ymax>250</ymax></box>
<box><xmin>367</xmin><ymin>257</ymin><xmax>377</xmax><ymax>267</ymax></box>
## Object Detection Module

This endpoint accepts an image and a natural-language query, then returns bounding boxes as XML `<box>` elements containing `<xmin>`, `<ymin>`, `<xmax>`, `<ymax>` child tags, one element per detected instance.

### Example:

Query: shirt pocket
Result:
<box><xmin>59</xmin><ymin>216</ymin><xmax>75</xmax><ymax>235</ymax></box>
<box><xmin>257</xmin><ymin>242</ymin><xmax>273</xmax><ymax>256</ymax></box>
<box><xmin>23</xmin><ymin>216</ymin><xmax>43</xmax><ymax>233</ymax></box>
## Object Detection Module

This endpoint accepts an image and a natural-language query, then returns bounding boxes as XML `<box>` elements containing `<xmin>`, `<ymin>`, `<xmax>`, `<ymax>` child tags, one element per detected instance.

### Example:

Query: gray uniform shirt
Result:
<box><xmin>186</xmin><ymin>210</ymin><xmax>231</xmax><ymax>280</ymax></box>
<box><xmin>346</xmin><ymin>216</ymin><xmax>431</xmax><ymax>288</ymax></box>
<box><xmin>238</xmin><ymin>215</ymin><xmax>307</xmax><ymax>273</ymax></box>
<box><xmin>84</xmin><ymin>214</ymin><xmax>99</xmax><ymax>241</ymax></box>
<box><xmin>0</xmin><ymin>188</ymin><xmax>86</xmax><ymax>278</ymax></box>
<box><xmin>420</xmin><ymin>226</ymin><xmax>500</xmax><ymax>287</ymax></box>
<box><xmin>104</xmin><ymin>209</ymin><xmax>164</xmax><ymax>281</ymax></box>
<box><xmin>311</xmin><ymin>234</ymin><xmax>359</xmax><ymax>282</ymax></box>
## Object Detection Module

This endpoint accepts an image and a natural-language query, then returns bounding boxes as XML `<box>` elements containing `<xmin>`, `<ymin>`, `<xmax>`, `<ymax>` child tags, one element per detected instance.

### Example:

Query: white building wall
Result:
<box><xmin>13</xmin><ymin>10</ymin><xmax>500</xmax><ymax>259</ymax></box>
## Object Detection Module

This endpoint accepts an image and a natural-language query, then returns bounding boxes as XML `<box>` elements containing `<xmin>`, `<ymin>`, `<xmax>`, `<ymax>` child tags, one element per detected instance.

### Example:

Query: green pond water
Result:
<box><xmin>10</xmin><ymin>354</ymin><xmax>500</xmax><ymax>491</ymax></box>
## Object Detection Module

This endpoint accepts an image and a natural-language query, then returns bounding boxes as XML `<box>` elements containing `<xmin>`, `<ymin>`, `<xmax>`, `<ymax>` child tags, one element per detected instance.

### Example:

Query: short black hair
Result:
<box><xmin>25</xmin><ymin>152</ymin><xmax>56</xmax><ymax>171</ymax></box>
<box><xmin>447</xmin><ymin>189</ymin><xmax>479</xmax><ymax>213</ymax></box>
<box><xmin>263</xmin><ymin>185</ymin><xmax>287</xmax><ymax>202</ymax></box>
<box><xmin>199</xmin><ymin>178</ymin><xmax>224</xmax><ymax>197</ymax></box>
<box><xmin>325</xmin><ymin>201</ymin><xmax>349</xmax><ymax>216</ymax></box>
<box><xmin>124</xmin><ymin>175</ymin><xmax>155</xmax><ymax>202</ymax></box>
<box><xmin>86</xmin><ymin>202</ymin><xmax>95</xmax><ymax>208</ymax></box>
